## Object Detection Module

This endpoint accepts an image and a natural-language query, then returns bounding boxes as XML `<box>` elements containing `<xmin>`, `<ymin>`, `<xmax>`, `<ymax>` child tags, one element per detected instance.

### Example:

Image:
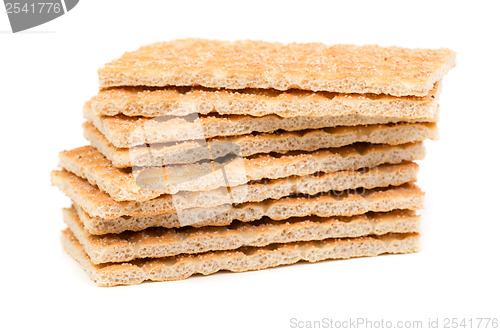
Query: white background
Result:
<box><xmin>1</xmin><ymin>1</ymin><xmax>499</xmax><ymax>331</ymax></box>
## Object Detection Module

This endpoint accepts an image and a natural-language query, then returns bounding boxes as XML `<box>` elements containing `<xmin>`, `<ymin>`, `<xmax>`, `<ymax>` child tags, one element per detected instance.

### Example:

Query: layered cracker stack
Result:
<box><xmin>52</xmin><ymin>39</ymin><xmax>455</xmax><ymax>286</ymax></box>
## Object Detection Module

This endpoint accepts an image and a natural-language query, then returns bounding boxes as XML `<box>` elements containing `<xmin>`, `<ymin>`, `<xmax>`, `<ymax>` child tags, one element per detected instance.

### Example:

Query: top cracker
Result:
<box><xmin>98</xmin><ymin>39</ymin><xmax>455</xmax><ymax>97</ymax></box>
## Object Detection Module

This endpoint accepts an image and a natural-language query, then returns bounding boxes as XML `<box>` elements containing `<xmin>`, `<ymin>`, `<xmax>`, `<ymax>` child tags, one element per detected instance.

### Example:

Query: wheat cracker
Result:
<box><xmin>72</xmin><ymin>183</ymin><xmax>424</xmax><ymax>234</ymax></box>
<box><xmin>52</xmin><ymin>162</ymin><xmax>418</xmax><ymax>222</ymax></box>
<box><xmin>62</xmin><ymin>228</ymin><xmax>420</xmax><ymax>286</ymax></box>
<box><xmin>84</xmin><ymin>102</ymin><xmax>437</xmax><ymax>147</ymax></box>
<box><xmin>91</xmin><ymin>83</ymin><xmax>440</xmax><ymax>118</ymax></box>
<box><xmin>83</xmin><ymin>121</ymin><xmax>437</xmax><ymax>167</ymax></box>
<box><xmin>98</xmin><ymin>39</ymin><xmax>455</xmax><ymax>97</ymax></box>
<box><xmin>64</xmin><ymin>206</ymin><xmax>420</xmax><ymax>264</ymax></box>
<box><xmin>58</xmin><ymin>143</ymin><xmax>425</xmax><ymax>201</ymax></box>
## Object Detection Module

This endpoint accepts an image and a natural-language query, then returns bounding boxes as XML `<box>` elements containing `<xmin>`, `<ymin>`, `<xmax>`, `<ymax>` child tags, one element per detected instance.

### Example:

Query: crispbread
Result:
<box><xmin>91</xmin><ymin>83</ymin><xmax>440</xmax><ymax>118</ymax></box>
<box><xmin>62</xmin><ymin>228</ymin><xmax>420</xmax><ymax>286</ymax></box>
<box><xmin>83</xmin><ymin>102</ymin><xmax>438</xmax><ymax>147</ymax></box>
<box><xmin>73</xmin><ymin>183</ymin><xmax>424</xmax><ymax>233</ymax></box>
<box><xmin>83</xmin><ymin>121</ymin><xmax>438</xmax><ymax>167</ymax></box>
<box><xmin>51</xmin><ymin>162</ymin><xmax>419</xmax><ymax>221</ymax></box>
<box><xmin>98</xmin><ymin>39</ymin><xmax>455</xmax><ymax>97</ymax></box>
<box><xmin>58</xmin><ymin>143</ymin><xmax>425</xmax><ymax>201</ymax></box>
<box><xmin>64</xmin><ymin>206</ymin><xmax>420</xmax><ymax>264</ymax></box>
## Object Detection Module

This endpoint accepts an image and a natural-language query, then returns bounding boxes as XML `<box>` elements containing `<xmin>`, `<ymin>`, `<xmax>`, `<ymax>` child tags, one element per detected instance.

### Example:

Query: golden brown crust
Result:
<box><xmin>98</xmin><ymin>39</ymin><xmax>455</xmax><ymax>96</ymax></box>
<box><xmin>61</xmin><ymin>228</ymin><xmax>420</xmax><ymax>286</ymax></box>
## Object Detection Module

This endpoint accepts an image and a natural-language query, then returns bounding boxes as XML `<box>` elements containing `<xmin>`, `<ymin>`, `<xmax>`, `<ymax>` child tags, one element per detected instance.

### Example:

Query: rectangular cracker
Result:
<box><xmin>51</xmin><ymin>162</ymin><xmax>419</xmax><ymax>221</ymax></box>
<box><xmin>64</xmin><ymin>206</ymin><xmax>420</xmax><ymax>264</ymax></box>
<box><xmin>73</xmin><ymin>183</ymin><xmax>424</xmax><ymax>234</ymax></box>
<box><xmin>83</xmin><ymin>121</ymin><xmax>438</xmax><ymax>168</ymax></box>
<box><xmin>91</xmin><ymin>83</ymin><xmax>440</xmax><ymax>118</ymax></box>
<box><xmin>98</xmin><ymin>39</ymin><xmax>455</xmax><ymax>97</ymax></box>
<box><xmin>83</xmin><ymin>102</ymin><xmax>438</xmax><ymax>147</ymax></box>
<box><xmin>57</xmin><ymin>143</ymin><xmax>425</xmax><ymax>201</ymax></box>
<box><xmin>62</xmin><ymin>228</ymin><xmax>421</xmax><ymax>286</ymax></box>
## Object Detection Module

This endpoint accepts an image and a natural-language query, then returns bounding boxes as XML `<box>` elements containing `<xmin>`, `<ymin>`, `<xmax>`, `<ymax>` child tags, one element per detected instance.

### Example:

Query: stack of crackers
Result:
<box><xmin>52</xmin><ymin>39</ymin><xmax>455</xmax><ymax>286</ymax></box>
